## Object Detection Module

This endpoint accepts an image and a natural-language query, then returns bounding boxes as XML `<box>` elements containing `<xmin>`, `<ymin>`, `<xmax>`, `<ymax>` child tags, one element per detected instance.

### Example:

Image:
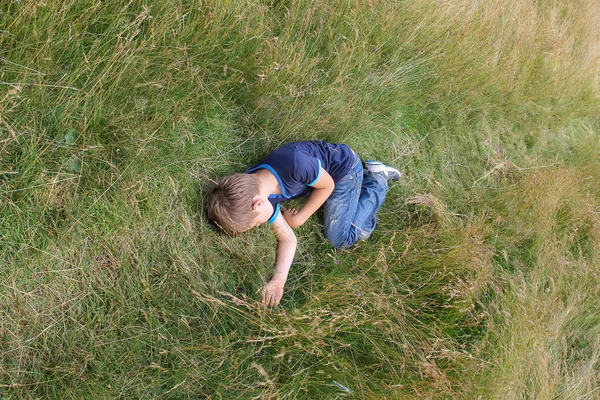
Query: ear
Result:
<box><xmin>251</xmin><ymin>196</ymin><xmax>263</xmax><ymax>210</ymax></box>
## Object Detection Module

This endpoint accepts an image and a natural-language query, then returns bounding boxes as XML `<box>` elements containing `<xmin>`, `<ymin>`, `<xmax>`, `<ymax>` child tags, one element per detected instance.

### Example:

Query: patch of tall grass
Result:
<box><xmin>1</xmin><ymin>0</ymin><xmax>599</xmax><ymax>398</ymax></box>
<box><xmin>462</xmin><ymin>138</ymin><xmax>600</xmax><ymax>398</ymax></box>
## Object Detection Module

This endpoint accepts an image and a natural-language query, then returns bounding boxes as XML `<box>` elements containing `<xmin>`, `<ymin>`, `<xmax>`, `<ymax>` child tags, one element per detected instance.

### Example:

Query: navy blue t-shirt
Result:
<box><xmin>247</xmin><ymin>141</ymin><xmax>356</xmax><ymax>223</ymax></box>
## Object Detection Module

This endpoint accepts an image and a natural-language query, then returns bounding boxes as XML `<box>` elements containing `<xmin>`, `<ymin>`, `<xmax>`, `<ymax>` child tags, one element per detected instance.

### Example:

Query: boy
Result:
<box><xmin>205</xmin><ymin>140</ymin><xmax>401</xmax><ymax>307</ymax></box>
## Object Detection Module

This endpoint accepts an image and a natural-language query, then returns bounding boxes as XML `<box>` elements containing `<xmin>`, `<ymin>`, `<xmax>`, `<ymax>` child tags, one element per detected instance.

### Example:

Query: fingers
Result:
<box><xmin>263</xmin><ymin>293</ymin><xmax>274</xmax><ymax>307</ymax></box>
<box><xmin>271</xmin><ymin>294</ymin><xmax>280</xmax><ymax>307</ymax></box>
<box><xmin>262</xmin><ymin>285</ymin><xmax>274</xmax><ymax>307</ymax></box>
<box><xmin>262</xmin><ymin>294</ymin><xmax>278</xmax><ymax>307</ymax></box>
<box><xmin>266</xmin><ymin>292</ymin><xmax>280</xmax><ymax>307</ymax></box>
<box><xmin>261</xmin><ymin>286</ymin><xmax>271</xmax><ymax>306</ymax></box>
<box><xmin>266</xmin><ymin>295</ymin><xmax>277</xmax><ymax>307</ymax></box>
<box><xmin>261</xmin><ymin>284</ymin><xmax>281</xmax><ymax>307</ymax></box>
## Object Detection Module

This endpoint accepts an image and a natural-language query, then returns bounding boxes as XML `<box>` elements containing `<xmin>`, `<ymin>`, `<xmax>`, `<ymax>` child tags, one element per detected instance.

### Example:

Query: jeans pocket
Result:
<box><xmin>338</xmin><ymin>155</ymin><xmax>361</xmax><ymax>183</ymax></box>
<box><xmin>337</xmin><ymin>173</ymin><xmax>354</xmax><ymax>183</ymax></box>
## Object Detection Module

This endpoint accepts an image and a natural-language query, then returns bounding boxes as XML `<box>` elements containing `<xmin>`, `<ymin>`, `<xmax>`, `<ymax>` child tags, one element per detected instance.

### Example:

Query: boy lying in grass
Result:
<box><xmin>205</xmin><ymin>141</ymin><xmax>401</xmax><ymax>307</ymax></box>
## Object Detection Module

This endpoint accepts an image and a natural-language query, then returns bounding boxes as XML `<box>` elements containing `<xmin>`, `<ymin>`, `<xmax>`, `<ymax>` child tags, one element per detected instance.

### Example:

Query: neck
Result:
<box><xmin>253</xmin><ymin>168</ymin><xmax>281</xmax><ymax>196</ymax></box>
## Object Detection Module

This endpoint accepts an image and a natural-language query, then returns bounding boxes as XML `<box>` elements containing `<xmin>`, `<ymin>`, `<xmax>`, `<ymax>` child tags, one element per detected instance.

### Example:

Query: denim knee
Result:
<box><xmin>325</xmin><ymin>234</ymin><xmax>347</xmax><ymax>249</ymax></box>
<box><xmin>326</xmin><ymin>225</ymin><xmax>372</xmax><ymax>249</ymax></box>
<box><xmin>325</xmin><ymin>232</ymin><xmax>357</xmax><ymax>249</ymax></box>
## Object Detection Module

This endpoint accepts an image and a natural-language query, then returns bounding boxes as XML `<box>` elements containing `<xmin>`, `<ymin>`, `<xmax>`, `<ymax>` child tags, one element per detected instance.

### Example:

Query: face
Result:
<box><xmin>245</xmin><ymin>195</ymin><xmax>273</xmax><ymax>231</ymax></box>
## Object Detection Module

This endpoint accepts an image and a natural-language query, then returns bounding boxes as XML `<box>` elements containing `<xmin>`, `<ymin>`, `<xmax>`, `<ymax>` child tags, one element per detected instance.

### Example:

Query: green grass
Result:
<box><xmin>1</xmin><ymin>0</ymin><xmax>600</xmax><ymax>398</ymax></box>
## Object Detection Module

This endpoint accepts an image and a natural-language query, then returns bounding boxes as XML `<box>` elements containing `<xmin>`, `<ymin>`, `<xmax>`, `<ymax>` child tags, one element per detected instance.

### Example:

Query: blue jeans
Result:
<box><xmin>323</xmin><ymin>153</ymin><xmax>389</xmax><ymax>249</ymax></box>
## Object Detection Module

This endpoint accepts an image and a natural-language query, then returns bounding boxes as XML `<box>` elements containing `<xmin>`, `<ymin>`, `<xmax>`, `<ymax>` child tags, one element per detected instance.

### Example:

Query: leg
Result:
<box><xmin>351</xmin><ymin>169</ymin><xmax>388</xmax><ymax>242</ymax></box>
<box><xmin>323</xmin><ymin>157</ymin><xmax>389</xmax><ymax>248</ymax></box>
<box><xmin>323</xmin><ymin>156</ymin><xmax>363</xmax><ymax>248</ymax></box>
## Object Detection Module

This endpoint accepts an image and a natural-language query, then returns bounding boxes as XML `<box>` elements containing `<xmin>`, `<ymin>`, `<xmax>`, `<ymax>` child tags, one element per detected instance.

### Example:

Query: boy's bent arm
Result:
<box><xmin>262</xmin><ymin>213</ymin><xmax>297</xmax><ymax>307</ymax></box>
<box><xmin>285</xmin><ymin>168</ymin><xmax>334</xmax><ymax>229</ymax></box>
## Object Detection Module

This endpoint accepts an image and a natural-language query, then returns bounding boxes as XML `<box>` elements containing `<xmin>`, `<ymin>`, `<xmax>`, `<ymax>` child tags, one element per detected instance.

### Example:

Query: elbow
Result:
<box><xmin>279</xmin><ymin>232</ymin><xmax>298</xmax><ymax>247</ymax></box>
<box><xmin>289</xmin><ymin>221</ymin><xmax>302</xmax><ymax>230</ymax></box>
<box><xmin>289</xmin><ymin>234</ymin><xmax>298</xmax><ymax>247</ymax></box>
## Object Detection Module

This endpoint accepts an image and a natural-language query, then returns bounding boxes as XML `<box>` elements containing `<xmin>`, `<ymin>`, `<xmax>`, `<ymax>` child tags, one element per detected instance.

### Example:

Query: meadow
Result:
<box><xmin>1</xmin><ymin>0</ymin><xmax>599</xmax><ymax>398</ymax></box>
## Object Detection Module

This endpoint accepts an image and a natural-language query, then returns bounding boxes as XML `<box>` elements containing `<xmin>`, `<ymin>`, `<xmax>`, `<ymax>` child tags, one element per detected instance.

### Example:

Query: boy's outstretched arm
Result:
<box><xmin>262</xmin><ymin>213</ymin><xmax>297</xmax><ymax>307</ymax></box>
<box><xmin>283</xmin><ymin>168</ymin><xmax>334</xmax><ymax>229</ymax></box>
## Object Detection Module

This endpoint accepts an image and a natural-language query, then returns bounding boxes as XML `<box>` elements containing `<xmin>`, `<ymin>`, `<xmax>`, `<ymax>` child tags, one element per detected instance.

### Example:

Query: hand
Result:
<box><xmin>261</xmin><ymin>279</ymin><xmax>285</xmax><ymax>307</ymax></box>
<box><xmin>281</xmin><ymin>206</ymin><xmax>298</xmax><ymax>218</ymax></box>
<box><xmin>281</xmin><ymin>207</ymin><xmax>307</xmax><ymax>229</ymax></box>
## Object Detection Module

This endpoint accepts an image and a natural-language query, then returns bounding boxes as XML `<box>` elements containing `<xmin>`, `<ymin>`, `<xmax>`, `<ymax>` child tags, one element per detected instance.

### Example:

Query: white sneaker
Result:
<box><xmin>364</xmin><ymin>160</ymin><xmax>402</xmax><ymax>181</ymax></box>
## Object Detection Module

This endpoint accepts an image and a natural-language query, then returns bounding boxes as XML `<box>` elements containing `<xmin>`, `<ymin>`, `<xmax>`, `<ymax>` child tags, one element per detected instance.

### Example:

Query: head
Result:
<box><xmin>204</xmin><ymin>173</ymin><xmax>273</xmax><ymax>235</ymax></box>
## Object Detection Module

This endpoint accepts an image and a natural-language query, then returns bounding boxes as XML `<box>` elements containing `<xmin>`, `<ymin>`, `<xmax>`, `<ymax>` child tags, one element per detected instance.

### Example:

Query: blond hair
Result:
<box><xmin>204</xmin><ymin>173</ymin><xmax>260</xmax><ymax>235</ymax></box>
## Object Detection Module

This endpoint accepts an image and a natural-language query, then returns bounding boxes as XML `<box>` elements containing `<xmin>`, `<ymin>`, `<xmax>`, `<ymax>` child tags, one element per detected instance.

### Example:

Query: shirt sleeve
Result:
<box><xmin>291</xmin><ymin>152</ymin><xmax>322</xmax><ymax>187</ymax></box>
<box><xmin>267</xmin><ymin>203</ymin><xmax>281</xmax><ymax>224</ymax></box>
